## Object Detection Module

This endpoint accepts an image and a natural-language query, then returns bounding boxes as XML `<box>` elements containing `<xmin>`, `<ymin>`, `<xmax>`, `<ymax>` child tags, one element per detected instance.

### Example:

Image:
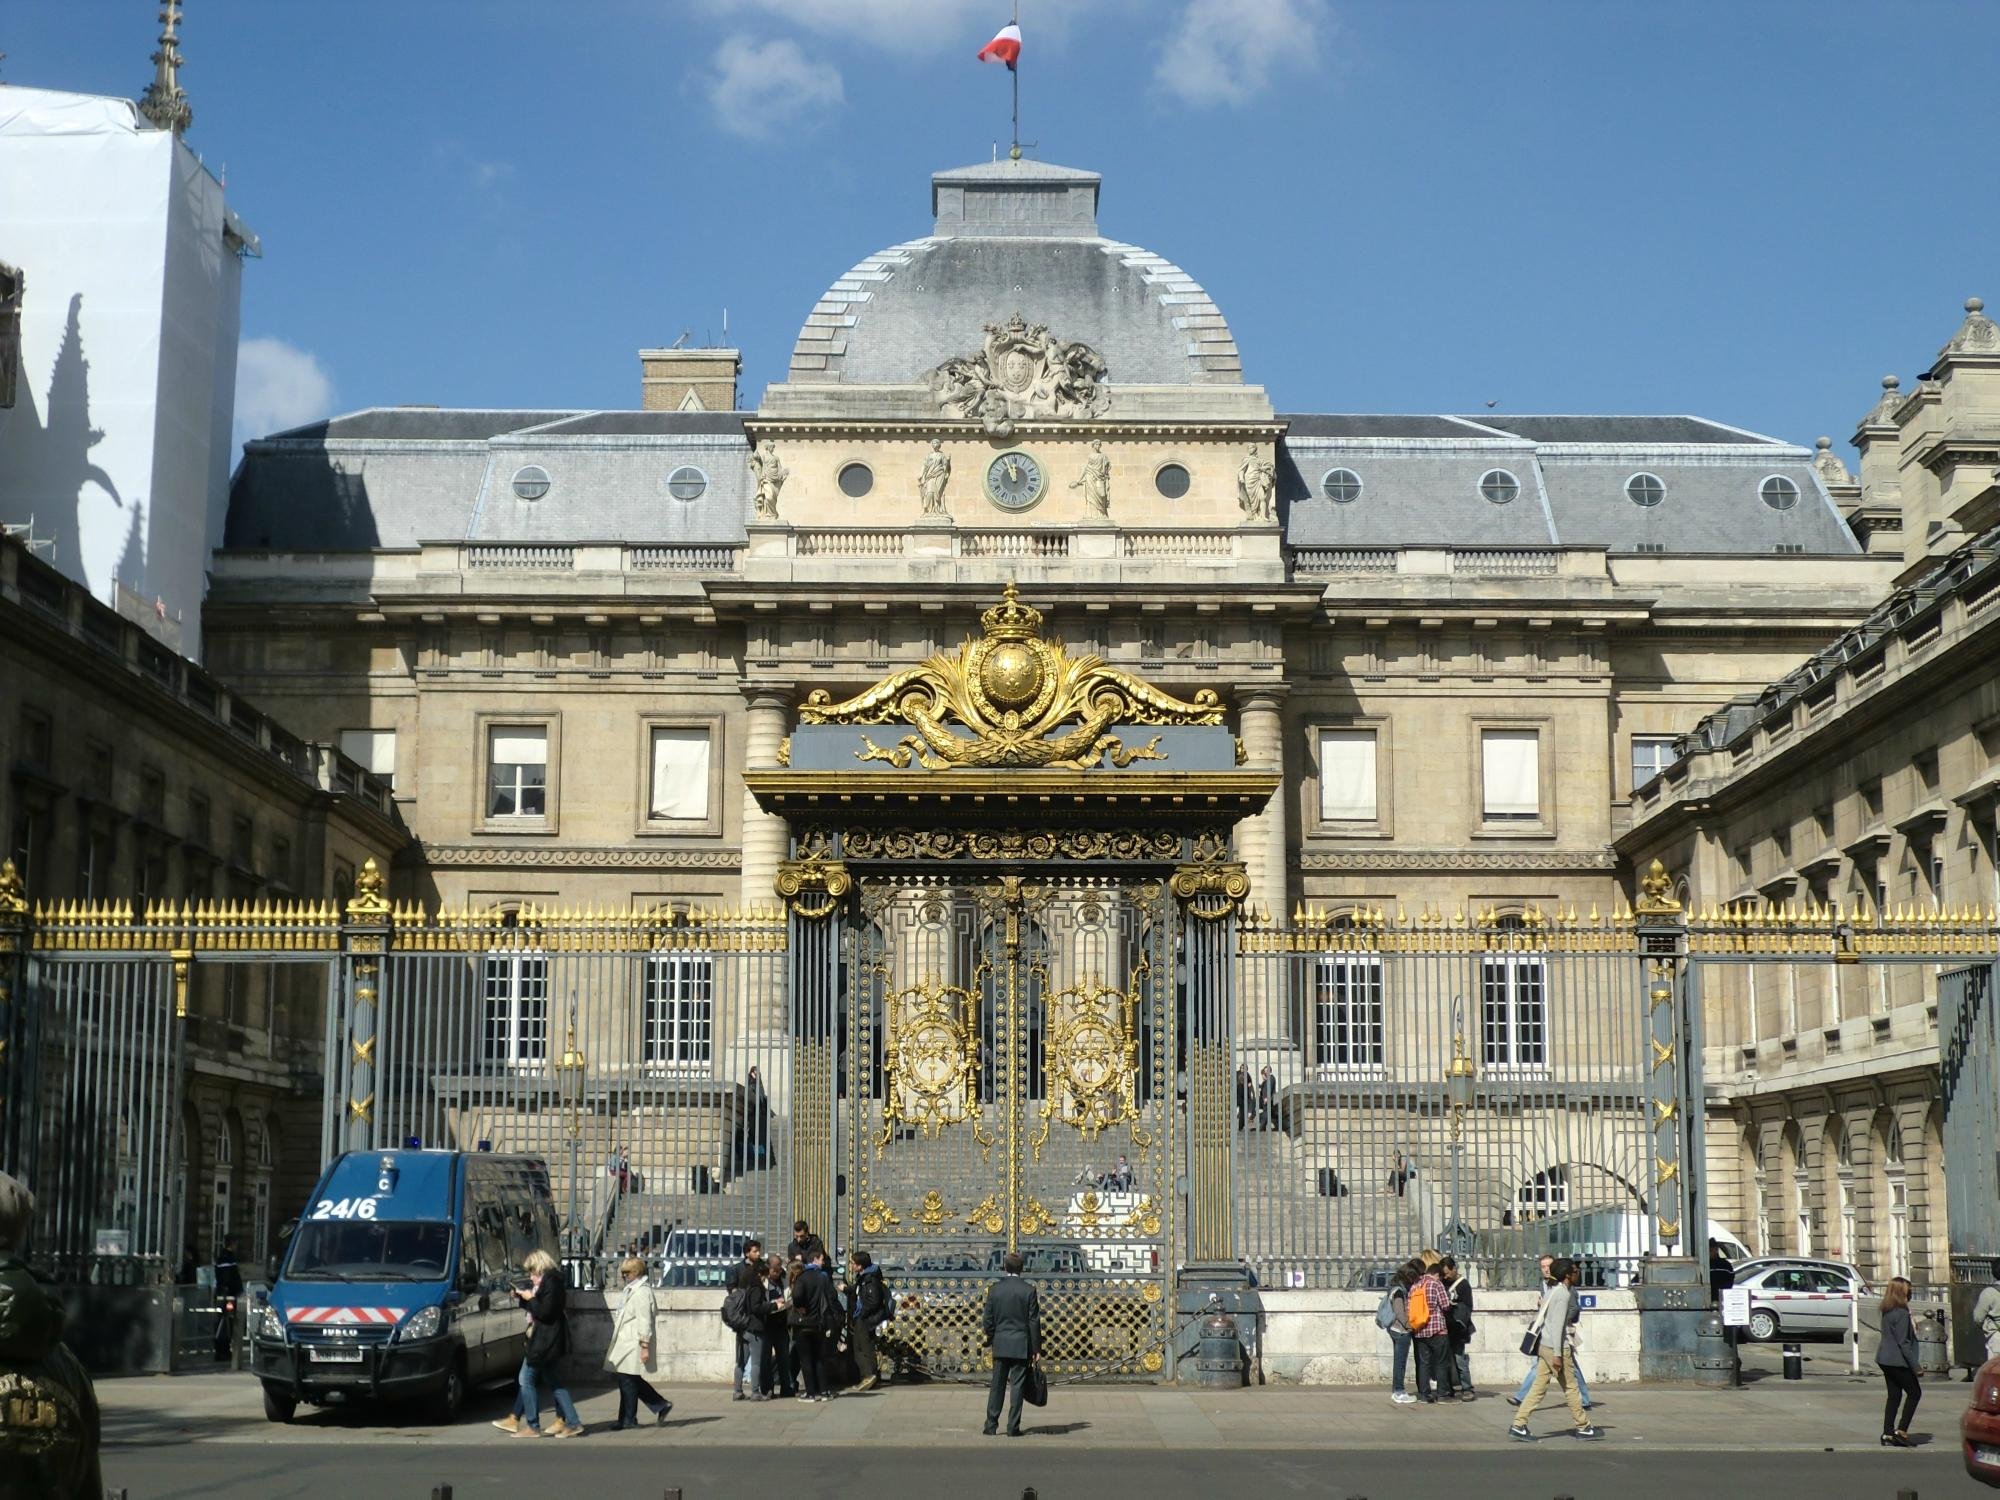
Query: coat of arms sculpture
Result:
<box><xmin>927</xmin><ymin>312</ymin><xmax>1111</xmax><ymax>436</ymax></box>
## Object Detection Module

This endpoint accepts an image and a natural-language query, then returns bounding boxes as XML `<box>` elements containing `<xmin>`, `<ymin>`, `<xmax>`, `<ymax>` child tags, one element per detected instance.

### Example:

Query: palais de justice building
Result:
<box><xmin>199</xmin><ymin>158</ymin><xmax>1993</xmax><ymax>1285</ymax></box>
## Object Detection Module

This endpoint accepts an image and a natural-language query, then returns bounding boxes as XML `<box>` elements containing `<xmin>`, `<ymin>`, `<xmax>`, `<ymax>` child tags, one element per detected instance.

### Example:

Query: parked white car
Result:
<box><xmin>1731</xmin><ymin>1256</ymin><xmax>1868</xmax><ymax>1341</ymax></box>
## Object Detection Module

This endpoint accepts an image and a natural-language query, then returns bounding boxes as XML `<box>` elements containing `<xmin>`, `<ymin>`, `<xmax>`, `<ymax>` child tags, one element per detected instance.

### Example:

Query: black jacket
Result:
<box><xmin>849</xmin><ymin>1265</ymin><xmax>889</xmax><ymax>1329</ymax></box>
<box><xmin>726</xmin><ymin>1257</ymin><xmax>767</xmax><ymax>1292</ymax></box>
<box><xmin>983</xmin><ymin>1273</ymin><xmax>1042</xmax><ymax>1361</ymax></box>
<box><xmin>789</xmin><ymin>1265</ymin><xmax>841</xmax><ymax>1334</ymax></box>
<box><xmin>213</xmin><ymin>1255</ymin><xmax>243</xmax><ymax>1298</ymax></box>
<box><xmin>523</xmin><ymin>1271</ymin><xmax>571</xmax><ymax>1369</ymax></box>
<box><xmin>1446</xmin><ymin>1277</ymin><xmax>1475</xmax><ymax>1339</ymax></box>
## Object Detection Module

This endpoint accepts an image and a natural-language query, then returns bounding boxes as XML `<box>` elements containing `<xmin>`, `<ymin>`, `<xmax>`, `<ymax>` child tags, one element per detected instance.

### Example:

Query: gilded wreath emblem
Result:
<box><xmin>800</xmin><ymin>584</ymin><xmax>1222</xmax><ymax>771</ymax></box>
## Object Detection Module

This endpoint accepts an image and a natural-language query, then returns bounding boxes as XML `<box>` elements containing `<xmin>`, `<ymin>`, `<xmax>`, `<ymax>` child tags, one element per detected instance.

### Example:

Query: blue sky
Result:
<box><xmin>9</xmin><ymin>1</ymin><xmax>1998</xmax><ymax>450</ymax></box>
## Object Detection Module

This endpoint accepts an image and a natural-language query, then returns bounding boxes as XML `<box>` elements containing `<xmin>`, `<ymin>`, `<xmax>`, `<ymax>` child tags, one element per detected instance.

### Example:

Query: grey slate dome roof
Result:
<box><xmin>787</xmin><ymin>159</ymin><xmax>1242</xmax><ymax>387</ymax></box>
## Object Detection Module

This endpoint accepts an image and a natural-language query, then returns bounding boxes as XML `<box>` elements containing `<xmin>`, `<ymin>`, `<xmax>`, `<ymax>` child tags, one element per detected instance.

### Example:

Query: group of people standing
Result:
<box><xmin>1381</xmin><ymin>1250</ymin><xmax>1476</xmax><ymax>1404</ymax></box>
<box><xmin>723</xmin><ymin>1221</ymin><xmax>892</xmax><ymax>1403</ymax></box>
<box><xmin>1381</xmin><ymin>1249</ymin><xmax>1600</xmax><ymax>1439</ymax></box>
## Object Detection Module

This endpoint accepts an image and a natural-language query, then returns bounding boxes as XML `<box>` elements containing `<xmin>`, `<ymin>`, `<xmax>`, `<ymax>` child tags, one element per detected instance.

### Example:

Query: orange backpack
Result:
<box><xmin>1406</xmin><ymin>1280</ymin><xmax>1430</xmax><ymax>1328</ymax></box>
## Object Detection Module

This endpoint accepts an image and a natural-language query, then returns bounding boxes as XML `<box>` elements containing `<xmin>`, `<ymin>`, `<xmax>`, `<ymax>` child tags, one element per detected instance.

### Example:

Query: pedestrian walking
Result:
<box><xmin>1508</xmin><ymin>1257</ymin><xmax>1599</xmax><ymax>1441</ymax></box>
<box><xmin>981</xmin><ymin>1250</ymin><xmax>1043</xmax><ymax>1437</ymax></box>
<box><xmin>1509</xmin><ymin>1255</ymin><xmax>1593</xmax><ymax>1410</ymax></box>
<box><xmin>0</xmin><ymin>1170</ymin><xmax>104</xmax><ymax>1500</ymax></box>
<box><xmin>846</xmin><ymin>1249</ymin><xmax>890</xmax><ymax>1391</ymax></box>
<box><xmin>210</xmin><ymin>1235</ymin><xmax>244</xmax><ymax>1362</ymax></box>
<box><xmin>725</xmin><ymin>1238</ymin><xmax>767</xmax><ymax>1400</ymax></box>
<box><xmin>761</xmin><ymin>1254</ymin><xmax>794</xmax><ymax>1397</ymax></box>
<box><xmin>788</xmin><ymin>1252</ymin><xmax>840</xmax><ymax>1403</ymax></box>
<box><xmin>605</xmin><ymin>1256</ymin><xmax>673</xmax><ymax>1429</ymax></box>
<box><xmin>1876</xmin><ymin>1275</ymin><xmax>1922</xmax><ymax>1447</ymax></box>
<box><xmin>1410</xmin><ymin>1261</ymin><xmax>1453</xmax><ymax>1402</ymax></box>
<box><xmin>1973</xmin><ymin>1265</ymin><xmax>2000</xmax><ymax>1365</ymax></box>
<box><xmin>1442</xmin><ymin>1256</ymin><xmax>1477</xmax><ymax>1400</ymax></box>
<box><xmin>1382</xmin><ymin>1258</ymin><xmax>1419</xmax><ymax>1405</ymax></box>
<box><xmin>491</xmin><ymin>1249</ymin><xmax>582</xmax><ymax>1438</ymax></box>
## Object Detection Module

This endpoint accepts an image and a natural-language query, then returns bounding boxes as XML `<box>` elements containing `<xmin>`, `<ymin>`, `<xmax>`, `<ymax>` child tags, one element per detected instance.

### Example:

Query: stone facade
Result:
<box><xmin>0</xmin><ymin>532</ymin><xmax>401</xmax><ymax>1274</ymax></box>
<box><xmin>1620</xmin><ymin>297</ymin><xmax>2000</xmax><ymax>1286</ymax></box>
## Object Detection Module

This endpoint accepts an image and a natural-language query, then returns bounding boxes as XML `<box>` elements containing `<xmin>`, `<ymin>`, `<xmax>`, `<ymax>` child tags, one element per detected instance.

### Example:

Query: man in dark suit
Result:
<box><xmin>981</xmin><ymin>1250</ymin><xmax>1042</xmax><ymax>1437</ymax></box>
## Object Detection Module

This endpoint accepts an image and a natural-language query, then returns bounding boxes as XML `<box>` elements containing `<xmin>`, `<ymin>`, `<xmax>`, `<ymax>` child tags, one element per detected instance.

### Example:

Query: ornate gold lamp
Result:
<box><xmin>554</xmin><ymin>997</ymin><xmax>588</xmax><ymax>1251</ymax></box>
<box><xmin>1444</xmin><ymin>1000</ymin><xmax>1478</xmax><ymax>1255</ymax></box>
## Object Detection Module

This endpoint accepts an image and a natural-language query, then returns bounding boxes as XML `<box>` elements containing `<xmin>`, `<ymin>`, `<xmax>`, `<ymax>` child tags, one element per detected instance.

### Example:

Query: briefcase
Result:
<box><xmin>1024</xmin><ymin>1362</ymin><xmax>1048</xmax><ymax>1408</ymax></box>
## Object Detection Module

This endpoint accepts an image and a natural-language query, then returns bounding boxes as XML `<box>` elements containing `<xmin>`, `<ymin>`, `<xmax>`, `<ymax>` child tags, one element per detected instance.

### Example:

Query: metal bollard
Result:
<box><xmin>664</xmin><ymin>1490</ymin><xmax>682</xmax><ymax>1500</ymax></box>
<box><xmin>1781</xmin><ymin>1342</ymin><xmax>1803</xmax><ymax>1380</ymax></box>
<box><xmin>429</xmin><ymin>1489</ymin><xmax>452</xmax><ymax>1500</ymax></box>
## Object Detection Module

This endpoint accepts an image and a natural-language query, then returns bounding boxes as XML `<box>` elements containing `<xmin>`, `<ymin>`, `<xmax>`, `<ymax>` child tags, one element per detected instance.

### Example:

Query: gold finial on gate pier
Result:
<box><xmin>0</xmin><ymin>859</ymin><xmax>26</xmax><ymax>921</ymax></box>
<box><xmin>345</xmin><ymin>856</ymin><xmax>392</xmax><ymax>921</ymax></box>
<box><xmin>1634</xmin><ymin>858</ymin><xmax>1683</xmax><ymax>918</ymax></box>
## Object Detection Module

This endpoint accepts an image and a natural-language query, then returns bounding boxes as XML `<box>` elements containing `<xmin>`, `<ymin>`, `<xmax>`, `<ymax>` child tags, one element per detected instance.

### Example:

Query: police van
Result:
<box><xmin>251</xmin><ymin>1149</ymin><xmax>560</xmax><ymax>1423</ymax></box>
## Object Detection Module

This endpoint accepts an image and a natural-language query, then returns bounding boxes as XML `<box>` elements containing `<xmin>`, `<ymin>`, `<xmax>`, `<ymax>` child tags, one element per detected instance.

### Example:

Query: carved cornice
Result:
<box><xmin>413</xmin><ymin>843</ymin><xmax>741</xmax><ymax>870</ymax></box>
<box><xmin>1300</xmin><ymin>848</ymin><xmax>1618</xmax><ymax>872</ymax></box>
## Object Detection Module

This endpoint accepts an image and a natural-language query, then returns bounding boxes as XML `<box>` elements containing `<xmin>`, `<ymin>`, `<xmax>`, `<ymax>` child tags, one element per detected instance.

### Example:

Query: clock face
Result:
<box><xmin>984</xmin><ymin>450</ymin><xmax>1045</xmax><ymax>512</ymax></box>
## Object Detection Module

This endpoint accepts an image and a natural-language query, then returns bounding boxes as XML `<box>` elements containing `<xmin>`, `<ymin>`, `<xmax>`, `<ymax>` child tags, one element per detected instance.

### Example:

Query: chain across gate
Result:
<box><xmin>843</xmin><ymin>873</ymin><xmax>1177</xmax><ymax>1379</ymax></box>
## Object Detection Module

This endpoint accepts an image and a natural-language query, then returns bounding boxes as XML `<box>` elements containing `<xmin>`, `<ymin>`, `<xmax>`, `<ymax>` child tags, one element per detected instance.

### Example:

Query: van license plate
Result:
<box><xmin>310</xmin><ymin>1348</ymin><xmax>363</xmax><ymax>1363</ymax></box>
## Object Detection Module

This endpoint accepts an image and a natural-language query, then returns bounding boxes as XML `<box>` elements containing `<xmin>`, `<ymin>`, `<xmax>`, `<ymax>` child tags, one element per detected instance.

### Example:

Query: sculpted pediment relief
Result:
<box><xmin>927</xmin><ymin>312</ymin><xmax>1110</xmax><ymax>436</ymax></box>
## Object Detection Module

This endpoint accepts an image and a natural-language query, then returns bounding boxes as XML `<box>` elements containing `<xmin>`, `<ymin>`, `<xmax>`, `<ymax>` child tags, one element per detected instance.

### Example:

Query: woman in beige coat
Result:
<box><xmin>605</xmin><ymin>1257</ymin><xmax>673</xmax><ymax>1430</ymax></box>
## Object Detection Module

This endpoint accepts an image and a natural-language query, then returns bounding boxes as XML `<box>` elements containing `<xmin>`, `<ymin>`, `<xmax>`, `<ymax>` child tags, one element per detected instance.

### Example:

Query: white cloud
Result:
<box><xmin>1155</xmin><ymin>0</ymin><xmax>1330</xmax><ymax>108</ymax></box>
<box><xmin>705</xmin><ymin>34</ymin><xmax>845</xmax><ymax>140</ymax></box>
<box><xmin>701</xmin><ymin>1</ymin><xmax>990</xmax><ymax>53</ymax></box>
<box><xmin>233</xmin><ymin>337</ymin><xmax>337</xmax><ymax>443</ymax></box>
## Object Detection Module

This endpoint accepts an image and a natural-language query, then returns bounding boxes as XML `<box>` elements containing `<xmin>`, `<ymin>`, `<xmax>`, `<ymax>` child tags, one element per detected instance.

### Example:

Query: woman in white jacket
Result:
<box><xmin>605</xmin><ymin>1257</ymin><xmax>674</xmax><ymax>1430</ymax></box>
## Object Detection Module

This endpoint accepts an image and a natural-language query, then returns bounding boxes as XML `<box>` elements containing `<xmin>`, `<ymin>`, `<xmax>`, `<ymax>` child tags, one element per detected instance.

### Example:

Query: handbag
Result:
<box><xmin>1024</xmin><ymin>1361</ymin><xmax>1048</xmax><ymax>1408</ymax></box>
<box><xmin>1519</xmin><ymin>1300</ymin><xmax>1547</xmax><ymax>1357</ymax></box>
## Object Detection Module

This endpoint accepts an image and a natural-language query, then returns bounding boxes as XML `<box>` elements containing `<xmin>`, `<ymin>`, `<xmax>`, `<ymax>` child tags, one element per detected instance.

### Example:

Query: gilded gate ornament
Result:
<box><xmin>1031</xmin><ymin>966</ymin><xmax>1152</xmax><ymax>1159</ymax></box>
<box><xmin>799</xmin><ymin>584</ymin><xmax>1222</xmax><ymax>771</ymax></box>
<box><xmin>876</xmin><ymin>974</ymin><xmax>994</xmax><ymax>1155</ymax></box>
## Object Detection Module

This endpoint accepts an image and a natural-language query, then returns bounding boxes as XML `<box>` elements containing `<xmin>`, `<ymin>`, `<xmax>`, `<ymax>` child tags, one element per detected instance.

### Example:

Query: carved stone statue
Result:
<box><xmin>918</xmin><ymin>438</ymin><xmax>952</xmax><ymax>518</ymax></box>
<box><xmin>1237</xmin><ymin>444</ymin><xmax>1277</xmax><ymax>522</ymax></box>
<box><xmin>926</xmin><ymin>311</ymin><xmax>1112</xmax><ymax>437</ymax></box>
<box><xmin>1070</xmin><ymin>439</ymin><xmax>1112</xmax><ymax>517</ymax></box>
<box><xmin>748</xmin><ymin>440</ymin><xmax>788</xmax><ymax>520</ymax></box>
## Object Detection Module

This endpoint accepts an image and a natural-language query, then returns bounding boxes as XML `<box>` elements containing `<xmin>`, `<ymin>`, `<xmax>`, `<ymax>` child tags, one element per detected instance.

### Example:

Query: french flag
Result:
<box><xmin>977</xmin><ymin>22</ymin><xmax>1022</xmax><ymax>70</ymax></box>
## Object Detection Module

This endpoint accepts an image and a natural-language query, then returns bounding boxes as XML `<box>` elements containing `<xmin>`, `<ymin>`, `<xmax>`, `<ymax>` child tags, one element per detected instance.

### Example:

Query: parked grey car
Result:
<box><xmin>1733</xmin><ymin>1257</ymin><xmax>1867</xmax><ymax>1341</ymax></box>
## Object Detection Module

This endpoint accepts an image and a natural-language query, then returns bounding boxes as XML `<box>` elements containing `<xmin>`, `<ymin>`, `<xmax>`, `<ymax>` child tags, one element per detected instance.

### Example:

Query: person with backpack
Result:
<box><xmin>846</xmin><ymin>1249</ymin><xmax>891</xmax><ymax>1391</ymax></box>
<box><xmin>1381</xmin><ymin>1259</ymin><xmax>1421</xmax><ymax>1405</ymax></box>
<box><xmin>0</xmin><ymin>1171</ymin><xmax>103</xmax><ymax>1499</ymax></box>
<box><xmin>1510</xmin><ymin>1257</ymin><xmax>1600</xmax><ymax>1441</ymax></box>
<box><xmin>723</xmin><ymin>1238</ymin><xmax>768</xmax><ymax>1400</ymax></box>
<box><xmin>1409</xmin><ymin>1259</ymin><xmax>1453</xmax><ymax>1402</ymax></box>
<box><xmin>760</xmin><ymin>1253</ymin><xmax>795</xmax><ymax>1398</ymax></box>
<box><xmin>1442</xmin><ymin>1256</ymin><xmax>1477</xmax><ymax>1401</ymax></box>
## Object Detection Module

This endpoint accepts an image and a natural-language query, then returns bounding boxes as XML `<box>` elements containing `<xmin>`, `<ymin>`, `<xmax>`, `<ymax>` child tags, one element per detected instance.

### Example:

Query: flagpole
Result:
<box><xmin>1010</xmin><ymin>0</ymin><xmax>1021</xmax><ymax>159</ymax></box>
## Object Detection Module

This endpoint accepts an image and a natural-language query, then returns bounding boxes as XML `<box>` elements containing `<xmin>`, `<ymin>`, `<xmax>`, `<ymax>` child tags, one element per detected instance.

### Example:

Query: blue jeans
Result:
<box><xmin>514</xmin><ymin>1359</ymin><xmax>580</xmax><ymax>1430</ymax></box>
<box><xmin>737</xmin><ymin>1331</ymin><xmax>762</xmax><ymax>1393</ymax></box>
<box><xmin>1515</xmin><ymin>1350</ymin><xmax>1590</xmax><ymax>1405</ymax></box>
<box><xmin>1390</xmin><ymin>1329</ymin><xmax>1411</xmax><ymax>1392</ymax></box>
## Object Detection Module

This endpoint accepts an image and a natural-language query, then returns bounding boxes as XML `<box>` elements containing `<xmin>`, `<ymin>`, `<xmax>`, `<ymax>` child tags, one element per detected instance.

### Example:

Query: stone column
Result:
<box><xmin>738</xmin><ymin>685</ymin><xmax>793</xmax><ymax>910</ymax></box>
<box><xmin>1234</xmin><ymin>688</ymin><xmax>1291</xmax><ymax>1055</ymax></box>
<box><xmin>1234</xmin><ymin>688</ymin><xmax>1290</xmax><ymax>922</ymax></box>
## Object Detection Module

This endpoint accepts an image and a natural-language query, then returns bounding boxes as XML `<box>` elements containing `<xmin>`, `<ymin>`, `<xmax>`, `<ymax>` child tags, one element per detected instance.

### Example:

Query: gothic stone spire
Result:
<box><xmin>138</xmin><ymin>1</ymin><xmax>193</xmax><ymax>137</ymax></box>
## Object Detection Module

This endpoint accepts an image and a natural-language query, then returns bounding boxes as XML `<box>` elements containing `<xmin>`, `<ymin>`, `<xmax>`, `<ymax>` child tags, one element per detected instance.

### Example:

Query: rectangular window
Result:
<box><xmin>1481</xmin><ymin>729</ymin><xmax>1540</xmax><ymax>820</ymax></box>
<box><xmin>230</xmin><ymin>815</ymin><xmax>254</xmax><ymax>866</ymax></box>
<box><xmin>486</xmin><ymin>728</ymin><xmax>548</xmax><ymax>819</ymax></box>
<box><xmin>642</xmin><ymin>954</ymin><xmax>715</xmax><ymax>1069</ymax></box>
<box><xmin>1481</xmin><ymin>953</ymin><xmax>1547</xmax><ymax>1072</ymax></box>
<box><xmin>188</xmin><ymin>792</ymin><xmax>211</xmax><ymax>849</ymax></box>
<box><xmin>139</xmin><ymin>767</ymin><xmax>166</xmax><ymax>822</ymax></box>
<box><xmin>1630</xmin><ymin>735</ymin><xmax>1677</xmax><ymax>790</ymax></box>
<box><xmin>1317</xmin><ymin>730</ymin><xmax>1378</xmax><ymax>823</ymax></box>
<box><xmin>271</xmin><ymin>836</ymin><xmax>292</xmax><ymax>890</ymax></box>
<box><xmin>210</xmin><ymin>1176</ymin><xmax>232</xmax><ymax>1260</ymax></box>
<box><xmin>18</xmin><ymin>707</ymin><xmax>53</xmax><ymax>770</ymax></box>
<box><xmin>1313</xmin><ymin>956</ymin><xmax>1384</xmax><ymax>1074</ymax></box>
<box><xmin>7</xmin><ymin>807</ymin><xmax>41</xmax><ymax>890</ymax></box>
<box><xmin>648</xmin><ymin>728</ymin><xmax>712</xmax><ymax>821</ymax></box>
<box><xmin>480</xmin><ymin>952</ymin><xmax>549</xmax><ymax>1066</ymax></box>
<box><xmin>338</xmin><ymin>729</ymin><xmax>398</xmax><ymax>790</ymax></box>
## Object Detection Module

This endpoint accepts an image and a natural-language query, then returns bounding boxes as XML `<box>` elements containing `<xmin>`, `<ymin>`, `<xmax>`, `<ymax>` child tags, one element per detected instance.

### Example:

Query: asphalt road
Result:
<box><xmin>101</xmin><ymin>1443</ymin><xmax>1980</xmax><ymax>1500</ymax></box>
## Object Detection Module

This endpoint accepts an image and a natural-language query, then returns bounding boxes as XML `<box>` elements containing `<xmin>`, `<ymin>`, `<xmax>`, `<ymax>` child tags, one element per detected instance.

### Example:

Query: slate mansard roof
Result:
<box><xmin>226</xmin><ymin>409</ymin><xmax>753</xmax><ymax>550</ymax></box>
<box><xmin>226</xmin><ymin>405</ymin><xmax>1857</xmax><ymax>557</ymax></box>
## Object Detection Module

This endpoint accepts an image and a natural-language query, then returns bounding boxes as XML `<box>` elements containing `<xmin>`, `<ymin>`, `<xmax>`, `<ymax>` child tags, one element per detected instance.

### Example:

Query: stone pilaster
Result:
<box><xmin>1234</xmin><ymin>687</ymin><xmax>1290</xmax><ymax>921</ymax></box>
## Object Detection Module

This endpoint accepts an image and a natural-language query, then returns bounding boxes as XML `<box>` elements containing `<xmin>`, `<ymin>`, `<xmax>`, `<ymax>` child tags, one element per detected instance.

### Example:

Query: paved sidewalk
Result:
<box><xmin>98</xmin><ymin>1369</ymin><xmax>1961</xmax><ymax>1454</ymax></box>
